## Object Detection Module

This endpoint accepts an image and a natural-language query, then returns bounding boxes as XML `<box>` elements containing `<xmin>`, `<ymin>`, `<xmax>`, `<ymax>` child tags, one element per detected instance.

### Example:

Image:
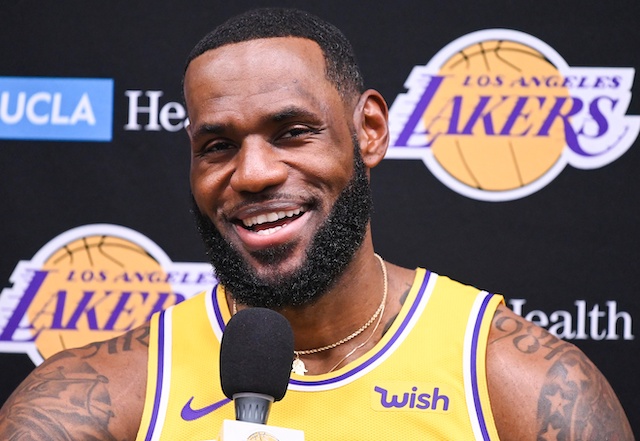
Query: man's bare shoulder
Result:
<box><xmin>0</xmin><ymin>324</ymin><xmax>150</xmax><ymax>441</ymax></box>
<box><xmin>486</xmin><ymin>304</ymin><xmax>634</xmax><ymax>440</ymax></box>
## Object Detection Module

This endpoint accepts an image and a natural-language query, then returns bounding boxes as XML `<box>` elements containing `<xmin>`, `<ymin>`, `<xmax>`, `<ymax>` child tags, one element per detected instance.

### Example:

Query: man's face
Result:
<box><xmin>185</xmin><ymin>37</ymin><xmax>371</xmax><ymax>307</ymax></box>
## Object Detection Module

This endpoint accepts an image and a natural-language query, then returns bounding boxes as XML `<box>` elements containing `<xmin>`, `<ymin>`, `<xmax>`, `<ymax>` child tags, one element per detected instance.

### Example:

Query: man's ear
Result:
<box><xmin>353</xmin><ymin>89</ymin><xmax>389</xmax><ymax>169</ymax></box>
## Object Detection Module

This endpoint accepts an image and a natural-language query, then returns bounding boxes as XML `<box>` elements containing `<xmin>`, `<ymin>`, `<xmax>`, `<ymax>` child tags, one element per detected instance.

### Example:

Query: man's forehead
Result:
<box><xmin>188</xmin><ymin>37</ymin><xmax>326</xmax><ymax>76</ymax></box>
<box><xmin>183</xmin><ymin>37</ymin><xmax>339</xmax><ymax>114</ymax></box>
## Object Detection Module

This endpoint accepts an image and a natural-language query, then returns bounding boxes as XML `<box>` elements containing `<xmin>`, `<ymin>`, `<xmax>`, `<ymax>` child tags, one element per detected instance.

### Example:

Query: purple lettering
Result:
<box><xmin>431</xmin><ymin>387</ymin><xmax>450</xmax><ymax>411</ymax></box>
<box><xmin>416</xmin><ymin>393</ymin><xmax>431</xmax><ymax>409</ymax></box>
<box><xmin>537</xmin><ymin>97</ymin><xmax>590</xmax><ymax>156</ymax></box>
<box><xmin>374</xmin><ymin>386</ymin><xmax>409</xmax><ymax>408</ymax></box>
<box><xmin>499</xmin><ymin>96</ymin><xmax>545</xmax><ymax>136</ymax></box>
<box><xmin>65</xmin><ymin>291</ymin><xmax>114</xmax><ymax>330</ymax></box>
<box><xmin>26</xmin><ymin>291</ymin><xmax>65</xmax><ymax>336</ymax></box>
<box><xmin>409</xmin><ymin>386</ymin><xmax>418</xmax><ymax>408</ymax></box>
<box><xmin>65</xmin><ymin>291</ymin><xmax>98</xmax><ymax>330</ymax></box>
<box><xmin>445</xmin><ymin>96</ymin><xmax>463</xmax><ymax>135</ymax></box>
<box><xmin>104</xmin><ymin>291</ymin><xmax>150</xmax><ymax>331</ymax></box>
<box><xmin>394</xmin><ymin>75</ymin><xmax>445</xmax><ymax>146</ymax></box>
<box><xmin>611</xmin><ymin>76</ymin><xmax>621</xmax><ymax>88</ymax></box>
<box><xmin>562</xmin><ymin>76</ymin><xmax>576</xmax><ymax>88</ymax></box>
<box><xmin>593</xmin><ymin>77</ymin><xmax>606</xmax><ymax>88</ymax></box>
<box><xmin>50</xmin><ymin>290</ymin><xmax>69</xmax><ymax>329</ymax></box>
<box><xmin>196</xmin><ymin>272</ymin><xmax>213</xmax><ymax>284</ymax></box>
<box><xmin>374</xmin><ymin>386</ymin><xmax>450</xmax><ymax>411</ymax></box>
<box><xmin>460</xmin><ymin>96</ymin><xmax>509</xmax><ymax>135</ymax></box>
<box><xmin>0</xmin><ymin>270</ymin><xmax>49</xmax><ymax>341</ymax></box>
<box><xmin>144</xmin><ymin>292</ymin><xmax>186</xmax><ymax>322</ymax></box>
<box><xmin>577</xmin><ymin>96</ymin><xmax>616</xmax><ymax>140</ymax></box>
<box><xmin>545</xmin><ymin>76</ymin><xmax>561</xmax><ymax>87</ymax></box>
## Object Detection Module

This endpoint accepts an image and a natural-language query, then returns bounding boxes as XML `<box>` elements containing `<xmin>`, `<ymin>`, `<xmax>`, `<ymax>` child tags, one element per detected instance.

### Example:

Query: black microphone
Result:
<box><xmin>220</xmin><ymin>307</ymin><xmax>294</xmax><ymax>424</ymax></box>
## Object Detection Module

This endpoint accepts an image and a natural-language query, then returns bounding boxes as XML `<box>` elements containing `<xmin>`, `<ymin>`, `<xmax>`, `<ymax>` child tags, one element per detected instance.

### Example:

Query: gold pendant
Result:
<box><xmin>291</xmin><ymin>357</ymin><xmax>308</xmax><ymax>375</ymax></box>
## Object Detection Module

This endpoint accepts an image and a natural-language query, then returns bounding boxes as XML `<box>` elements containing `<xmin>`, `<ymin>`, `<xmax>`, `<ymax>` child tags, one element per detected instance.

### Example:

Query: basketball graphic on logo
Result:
<box><xmin>247</xmin><ymin>431</ymin><xmax>279</xmax><ymax>441</ymax></box>
<box><xmin>27</xmin><ymin>234</ymin><xmax>175</xmax><ymax>359</ymax></box>
<box><xmin>424</xmin><ymin>40</ymin><xmax>569</xmax><ymax>191</ymax></box>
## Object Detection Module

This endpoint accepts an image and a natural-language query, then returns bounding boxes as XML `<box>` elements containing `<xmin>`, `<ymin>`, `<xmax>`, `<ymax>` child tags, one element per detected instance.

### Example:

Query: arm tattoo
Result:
<box><xmin>0</xmin><ymin>358</ymin><xmax>121</xmax><ymax>440</ymax></box>
<box><xmin>492</xmin><ymin>310</ymin><xmax>572</xmax><ymax>360</ymax></box>
<box><xmin>0</xmin><ymin>326</ymin><xmax>148</xmax><ymax>440</ymax></box>
<box><xmin>82</xmin><ymin>325</ymin><xmax>150</xmax><ymax>358</ymax></box>
<box><xmin>491</xmin><ymin>311</ymin><xmax>634</xmax><ymax>440</ymax></box>
<box><xmin>536</xmin><ymin>350</ymin><xmax>635</xmax><ymax>440</ymax></box>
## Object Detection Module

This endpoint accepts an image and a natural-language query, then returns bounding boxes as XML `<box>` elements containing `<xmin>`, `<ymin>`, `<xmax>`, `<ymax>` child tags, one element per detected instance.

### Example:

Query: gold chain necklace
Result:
<box><xmin>231</xmin><ymin>254</ymin><xmax>388</xmax><ymax>376</ymax></box>
<box><xmin>291</xmin><ymin>254</ymin><xmax>387</xmax><ymax>375</ymax></box>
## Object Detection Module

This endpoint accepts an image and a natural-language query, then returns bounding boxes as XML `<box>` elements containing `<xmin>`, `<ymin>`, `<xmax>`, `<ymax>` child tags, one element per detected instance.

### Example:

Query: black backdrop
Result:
<box><xmin>1</xmin><ymin>0</ymin><xmax>638</xmax><ymax>433</ymax></box>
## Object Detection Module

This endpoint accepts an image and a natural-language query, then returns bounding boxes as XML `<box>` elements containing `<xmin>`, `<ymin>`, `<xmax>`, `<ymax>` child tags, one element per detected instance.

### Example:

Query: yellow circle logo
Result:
<box><xmin>0</xmin><ymin>224</ymin><xmax>215</xmax><ymax>365</ymax></box>
<box><xmin>427</xmin><ymin>40</ymin><xmax>567</xmax><ymax>191</ymax></box>
<box><xmin>388</xmin><ymin>29</ymin><xmax>640</xmax><ymax>201</ymax></box>
<box><xmin>29</xmin><ymin>234</ymin><xmax>173</xmax><ymax>358</ymax></box>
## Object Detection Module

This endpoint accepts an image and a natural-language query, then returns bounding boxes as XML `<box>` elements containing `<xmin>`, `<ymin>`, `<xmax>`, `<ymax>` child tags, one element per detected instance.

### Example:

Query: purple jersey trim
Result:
<box><xmin>470</xmin><ymin>293</ymin><xmax>495</xmax><ymax>441</ymax></box>
<box><xmin>289</xmin><ymin>270</ymin><xmax>432</xmax><ymax>387</ymax></box>
<box><xmin>212</xmin><ymin>284</ymin><xmax>225</xmax><ymax>330</ymax></box>
<box><xmin>144</xmin><ymin>309</ymin><xmax>166</xmax><ymax>441</ymax></box>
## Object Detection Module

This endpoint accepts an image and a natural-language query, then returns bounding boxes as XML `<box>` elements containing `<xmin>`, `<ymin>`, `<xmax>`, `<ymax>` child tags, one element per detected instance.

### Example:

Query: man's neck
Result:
<box><xmin>225</xmin><ymin>240</ymin><xmax>416</xmax><ymax>375</ymax></box>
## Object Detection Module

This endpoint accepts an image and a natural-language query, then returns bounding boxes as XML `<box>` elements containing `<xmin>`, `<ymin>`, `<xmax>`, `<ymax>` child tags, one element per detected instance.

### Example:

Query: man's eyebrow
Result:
<box><xmin>190</xmin><ymin>123</ymin><xmax>226</xmax><ymax>140</ymax></box>
<box><xmin>270</xmin><ymin>106</ymin><xmax>320</xmax><ymax>123</ymax></box>
<box><xmin>190</xmin><ymin>106</ymin><xmax>321</xmax><ymax>139</ymax></box>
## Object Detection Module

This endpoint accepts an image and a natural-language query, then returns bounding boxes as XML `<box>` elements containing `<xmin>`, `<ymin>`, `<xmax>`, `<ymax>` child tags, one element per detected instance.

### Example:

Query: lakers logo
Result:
<box><xmin>388</xmin><ymin>29</ymin><xmax>639</xmax><ymax>201</ymax></box>
<box><xmin>0</xmin><ymin>224</ymin><xmax>215</xmax><ymax>365</ymax></box>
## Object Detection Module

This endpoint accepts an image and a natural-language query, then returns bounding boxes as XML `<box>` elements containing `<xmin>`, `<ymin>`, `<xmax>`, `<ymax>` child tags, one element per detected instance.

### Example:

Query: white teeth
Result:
<box><xmin>256</xmin><ymin>225</ymin><xmax>283</xmax><ymax>236</ymax></box>
<box><xmin>256</xmin><ymin>214</ymin><xmax>268</xmax><ymax>225</ymax></box>
<box><xmin>242</xmin><ymin>208</ymin><xmax>303</xmax><ymax>228</ymax></box>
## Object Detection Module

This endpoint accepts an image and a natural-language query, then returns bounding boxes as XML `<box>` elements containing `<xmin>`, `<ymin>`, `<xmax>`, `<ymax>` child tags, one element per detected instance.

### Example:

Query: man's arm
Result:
<box><xmin>487</xmin><ymin>304</ymin><xmax>634</xmax><ymax>440</ymax></box>
<box><xmin>0</xmin><ymin>325</ymin><xmax>149</xmax><ymax>440</ymax></box>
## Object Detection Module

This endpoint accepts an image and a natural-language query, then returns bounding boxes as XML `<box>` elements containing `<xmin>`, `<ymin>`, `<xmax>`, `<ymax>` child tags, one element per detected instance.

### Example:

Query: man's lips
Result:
<box><xmin>232</xmin><ymin>206</ymin><xmax>309</xmax><ymax>250</ymax></box>
<box><xmin>240</xmin><ymin>208</ymin><xmax>304</xmax><ymax>235</ymax></box>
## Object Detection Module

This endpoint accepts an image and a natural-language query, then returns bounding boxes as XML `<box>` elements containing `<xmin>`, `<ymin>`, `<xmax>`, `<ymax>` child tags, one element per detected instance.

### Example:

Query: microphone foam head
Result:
<box><xmin>220</xmin><ymin>307</ymin><xmax>294</xmax><ymax>402</ymax></box>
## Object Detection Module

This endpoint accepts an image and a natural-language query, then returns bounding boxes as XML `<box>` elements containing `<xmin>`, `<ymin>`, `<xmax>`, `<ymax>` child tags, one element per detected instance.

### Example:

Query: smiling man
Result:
<box><xmin>187</xmin><ymin>35</ymin><xmax>378</xmax><ymax>310</ymax></box>
<box><xmin>0</xmin><ymin>8</ymin><xmax>634</xmax><ymax>441</ymax></box>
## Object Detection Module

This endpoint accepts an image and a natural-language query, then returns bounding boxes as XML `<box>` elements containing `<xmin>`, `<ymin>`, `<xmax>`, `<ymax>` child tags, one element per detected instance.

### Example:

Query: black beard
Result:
<box><xmin>192</xmin><ymin>141</ymin><xmax>373</xmax><ymax>309</ymax></box>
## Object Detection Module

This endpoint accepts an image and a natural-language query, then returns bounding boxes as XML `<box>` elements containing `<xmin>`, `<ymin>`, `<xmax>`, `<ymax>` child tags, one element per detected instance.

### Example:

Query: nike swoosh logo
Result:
<box><xmin>181</xmin><ymin>396</ymin><xmax>232</xmax><ymax>421</ymax></box>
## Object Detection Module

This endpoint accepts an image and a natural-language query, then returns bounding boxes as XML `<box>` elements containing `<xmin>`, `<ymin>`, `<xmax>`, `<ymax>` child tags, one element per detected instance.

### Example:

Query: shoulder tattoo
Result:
<box><xmin>491</xmin><ymin>309</ymin><xmax>634</xmax><ymax>439</ymax></box>
<box><xmin>0</xmin><ymin>356</ymin><xmax>121</xmax><ymax>440</ymax></box>
<box><xmin>82</xmin><ymin>325</ymin><xmax>150</xmax><ymax>358</ymax></box>
<box><xmin>536</xmin><ymin>349</ymin><xmax>634</xmax><ymax>440</ymax></box>
<box><xmin>0</xmin><ymin>325</ymin><xmax>149</xmax><ymax>440</ymax></box>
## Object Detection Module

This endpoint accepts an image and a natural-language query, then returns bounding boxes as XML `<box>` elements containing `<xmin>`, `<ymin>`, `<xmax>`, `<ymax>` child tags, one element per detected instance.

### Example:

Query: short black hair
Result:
<box><xmin>185</xmin><ymin>8</ymin><xmax>364</xmax><ymax>101</ymax></box>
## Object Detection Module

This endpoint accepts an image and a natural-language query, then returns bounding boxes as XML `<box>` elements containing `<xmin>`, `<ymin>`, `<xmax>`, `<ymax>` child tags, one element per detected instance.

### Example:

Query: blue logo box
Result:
<box><xmin>0</xmin><ymin>77</ymin><xmax>114</xmax><ymax>142</ymax></box>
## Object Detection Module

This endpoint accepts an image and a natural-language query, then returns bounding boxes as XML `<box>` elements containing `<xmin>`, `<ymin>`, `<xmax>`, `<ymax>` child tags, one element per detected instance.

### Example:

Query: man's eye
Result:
<box><xmin>281</xmin><ymin>127</ymin><xmax>317</xmax><ymax>140</ymax></box>
<box><xmin>200</xmin><ymin>141</ymin><xmax>234</xmax><ymax>155</ymax></box>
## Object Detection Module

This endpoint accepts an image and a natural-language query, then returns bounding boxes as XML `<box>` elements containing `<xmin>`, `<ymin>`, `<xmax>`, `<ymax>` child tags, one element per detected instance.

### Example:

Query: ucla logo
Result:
<box><xmin>388</xmin><ymin>29</ymin><xmax>640</xmax><ymax>201</ymax></box>
<box><xmin>0</xmin><ymin>77</ymin><xmax>113</xmax><ymax>141</ymax></box>
<box><xmin>0</xmin><ymin>224</ymin><xmax>215</xmax><ymax>366</ymax></box>
<box><xmin>372</xmin><ymin>383</ymin><xmax>450</xmax><ymax>412</ymax></box>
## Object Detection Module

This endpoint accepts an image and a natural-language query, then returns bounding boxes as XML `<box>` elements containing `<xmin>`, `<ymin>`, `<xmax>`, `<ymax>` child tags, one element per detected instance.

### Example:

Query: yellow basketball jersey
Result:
<box><xmin>136</xmin><ymin>269</ymin><xmax>503</xmax><ymax>440</ymax></box>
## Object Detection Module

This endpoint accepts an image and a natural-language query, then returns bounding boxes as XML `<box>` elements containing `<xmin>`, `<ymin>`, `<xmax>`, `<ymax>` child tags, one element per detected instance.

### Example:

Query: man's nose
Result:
<box><xmin>230</xmin><ymin>138</ymin><xmax>288</xmax><ymax>193</ymax></box>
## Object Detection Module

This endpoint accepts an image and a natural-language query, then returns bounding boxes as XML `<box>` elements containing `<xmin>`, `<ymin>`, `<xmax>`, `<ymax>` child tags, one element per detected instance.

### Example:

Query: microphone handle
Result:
<box><xmin>233</xmin><ymin>392</ymin><xmax>274</xmax><ymax>424</ymax></box>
